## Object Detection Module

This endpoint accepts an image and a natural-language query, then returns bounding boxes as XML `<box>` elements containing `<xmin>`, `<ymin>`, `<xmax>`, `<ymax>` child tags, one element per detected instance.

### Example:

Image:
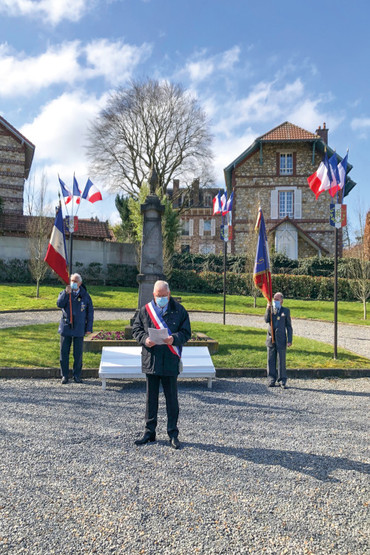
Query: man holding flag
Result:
<box><xmin>253</xmin><ymin>207</ymin><xmax>293</xmax><ymax>388</ymax></box>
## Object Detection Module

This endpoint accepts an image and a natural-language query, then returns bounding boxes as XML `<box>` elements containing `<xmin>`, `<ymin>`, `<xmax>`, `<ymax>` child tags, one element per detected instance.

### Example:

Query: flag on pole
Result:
<box><xmin>328</xmin><ymin>153</ymin><xmax>340</xmax><ymax>198</ymax></box>
<box><xmin>73</xmin><ymin>175</ymin><xmax>81</xmax><ymax>204</ymax></box>
<box><xmin>220</xmin><ymin>192</ymin><xmax>227</xmax><ymax>214</ymax></box>
<box><xmin>82</xmin><ymin>178</ymin><xmax>103</xmax><ymax>203</ymax></box>
<box><xmin>307</xmin><ymin>152</ymin><xmax>333</xmax><ymax>199</ymax></box>
<box><xmin>222</xmin><ymin>191</ymin><xmax>234</xmax><ymax>215</ymax></box>
<box><xmin>44</xmin><ymin>208</ymin><xmax>69</xmax><ymax>284</ymax></box>
<box><xmin>329</xmin><ymin>152</ymin><xmax>348</xmax><ymax>198</ymax></box>
<box><xmin>58</xmin><ymin>176</ymin><xmax>72</xmax><ymax>204</ymax></box>
<box><xmin>253</xmin><ymin>207</ymin><xmax>272</xmax><ymax>302</ymax></box>
<box><xmin>212</xmin><ymin>192</ymin><xmax>222</xmax><ymax>215</ymax></box>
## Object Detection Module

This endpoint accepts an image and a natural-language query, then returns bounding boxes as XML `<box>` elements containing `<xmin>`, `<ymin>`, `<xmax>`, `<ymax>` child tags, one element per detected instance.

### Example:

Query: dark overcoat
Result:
<box><xmin>132</xmin><ymin>297</ymin><xmax>191</xmax><ymax>376</ymax></box>
<box><xmin>57</xmin><ymin>285</ymin><xmax>94</xmax><ymax>337</ymax></box>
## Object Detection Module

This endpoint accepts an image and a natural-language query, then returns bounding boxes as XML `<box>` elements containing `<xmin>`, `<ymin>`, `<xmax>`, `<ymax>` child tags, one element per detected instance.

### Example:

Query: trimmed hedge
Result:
<box><xmin>171</xmin><ymin>268</ymin><xmax>360</xmax><ymax>301</ymax></box>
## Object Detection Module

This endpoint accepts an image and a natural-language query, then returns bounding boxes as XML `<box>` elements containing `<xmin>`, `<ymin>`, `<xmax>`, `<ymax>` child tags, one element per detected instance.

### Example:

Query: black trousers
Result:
<box><xmin>60</xmin><ymin>335</ymin><xmax>84</xmax><ymax>379</ymax></box>
<box><xmin>144</xmin><ymin>374</ymin><xmax>179</xmax><ymax>438</ymax></box>
<box><xmin>267</xmin><ymin>344</ymin><xmax>287</xmax><ymax>383</ymax></box>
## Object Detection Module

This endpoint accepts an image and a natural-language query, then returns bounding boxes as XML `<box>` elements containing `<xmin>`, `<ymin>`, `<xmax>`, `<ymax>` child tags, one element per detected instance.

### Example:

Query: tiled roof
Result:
<box><xmin>0</xmin><ymin>214</ymin><xmax>114</xmax><ymax>241</ymax></box>
<box><xmin>258</xmin><ymin>121</ymin><xmax>319</xmax><ymax>142</ymax></box>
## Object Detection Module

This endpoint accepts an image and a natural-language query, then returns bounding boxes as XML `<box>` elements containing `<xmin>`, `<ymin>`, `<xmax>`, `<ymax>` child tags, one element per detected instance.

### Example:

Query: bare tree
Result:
<box><xmin>86</xmin><ymin>79</ymin><xmax>213</xmax><ymax>198</ymax></box>
<box><xmin>347</xmin><ymin>252</ymin><xmax>370</xmax><ymax>319</ymax></box>
<box><xmin>26</xmin><ymin>173</ymin><xmax>52</xmax><ymax>297</ymax></box>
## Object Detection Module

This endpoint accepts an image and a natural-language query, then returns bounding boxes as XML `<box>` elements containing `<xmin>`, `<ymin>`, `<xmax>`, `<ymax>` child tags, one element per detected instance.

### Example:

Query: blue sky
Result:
<box><xmin>0</xmin><ymin>0</ymin><xmax>369</xmax><ymax>239</ymax></box>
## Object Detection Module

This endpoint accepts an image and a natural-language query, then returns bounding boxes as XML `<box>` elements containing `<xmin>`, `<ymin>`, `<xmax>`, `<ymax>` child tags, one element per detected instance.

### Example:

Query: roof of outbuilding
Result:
<box><xmin>0</xmin><ymin>214</ymin><xmax>114</xmax><ymax>241</ymax></box>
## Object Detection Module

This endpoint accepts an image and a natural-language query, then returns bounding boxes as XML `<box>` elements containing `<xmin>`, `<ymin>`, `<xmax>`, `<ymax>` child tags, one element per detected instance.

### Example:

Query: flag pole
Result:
<box><xmin>333</xmin><ymin>227</ymin><xmax>338</xmax><ymax>359</ymax></box>
<box><xmin>223</xmin><ymin>212</ymin><xmax>227</xmax><ymax>325</ymax></box>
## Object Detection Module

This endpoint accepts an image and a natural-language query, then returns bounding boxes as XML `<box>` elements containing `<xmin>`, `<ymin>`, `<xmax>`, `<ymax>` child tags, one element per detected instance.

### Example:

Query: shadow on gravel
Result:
<box><xmin>188</xmin><ymin>392</ymin><xmax>302</xmax><ymax>413</ymax></box>
<box><xmin>293</xmin><ymin>387</ymin><xmax>370</xmax><ymax>398</ymax></box>
<box><xmin>188</xmin><ymin>442</ymin><xmax>370</xmax><ymax>482</ymax></box>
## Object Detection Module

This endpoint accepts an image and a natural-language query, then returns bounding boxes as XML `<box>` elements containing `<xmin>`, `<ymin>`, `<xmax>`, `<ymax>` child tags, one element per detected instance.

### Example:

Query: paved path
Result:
<box><xmin>1</xmin><ymin>309</ymin><xmax>369</xmax><ymax>359</ymax></box>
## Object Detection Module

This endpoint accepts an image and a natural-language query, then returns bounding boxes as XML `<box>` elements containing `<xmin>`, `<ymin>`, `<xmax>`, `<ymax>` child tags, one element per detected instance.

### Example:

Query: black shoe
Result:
<box><xmin>61</xmin><ymin>376</ymin><xmax>68</xmax><ymax>384</ymax></box>
<box><xmin>169</xmin><ymin>437</ymin><xmax>181</xmax><ymax>450</ymax></box>
<box><xmin>73</xmin><ymin>377</ymin><xmax>83</xmax><ymax>383</ymax></box>
<box><xmin>134</xmin><ymin>433</ymin><xmax>156</xmax><ymax>446</ymax></box>
<box><xmin>268</xmin><ymin>381</ymin><xmax>276</xmax><ymax>387</ymax></box>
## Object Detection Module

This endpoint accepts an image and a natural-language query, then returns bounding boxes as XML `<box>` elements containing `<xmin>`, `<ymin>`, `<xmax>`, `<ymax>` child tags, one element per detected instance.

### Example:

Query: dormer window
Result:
<box><xmin>280</xmin><ymin>153</ymin><xmax>293</xmax><ymax>175</ymax></box>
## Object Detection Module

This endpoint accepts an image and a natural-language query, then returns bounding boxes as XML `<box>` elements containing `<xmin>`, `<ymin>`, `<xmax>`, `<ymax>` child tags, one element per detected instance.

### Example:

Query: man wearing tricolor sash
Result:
<box><xmin>132</xmin><ymin>280</ymin><xmax>191</xmax><ymax>449</ymax></box>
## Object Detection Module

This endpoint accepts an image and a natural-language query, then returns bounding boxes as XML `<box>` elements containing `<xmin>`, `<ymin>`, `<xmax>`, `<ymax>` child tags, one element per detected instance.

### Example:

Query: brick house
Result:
<box><xmin>224</xmin><ymin>122</ymin><xmax>356</xmax><ymax>259</ymax></box>
<box><xmin>0</xmin><ymin>115</ymin><xmax>35</xmax><ymax>214</ymax></box>
<box><xmin>169</xmin><ymin>179</ymin><xmax>226</xmax><ymax>255</ymax></box>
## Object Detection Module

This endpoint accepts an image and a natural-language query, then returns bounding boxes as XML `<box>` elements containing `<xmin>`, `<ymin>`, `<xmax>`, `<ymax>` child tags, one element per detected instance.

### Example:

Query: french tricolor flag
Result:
<box><xmin>58</xmin><ymin>176</ymin><xmax>72</xmax><ymax>204</ymax></box>
<box><xmin>307</xmin><ymin>153</ymin><xmax>333</xmax><ymax>200</ymax></box>
<box><xmin>212</xmin><ymin>192</ymin><xmax>222</xmax><ymax>215</ymax></box>
<box><xmin>44</xmin><ymin>208</ymin><xmax>69</xmax><ymax>284</ymax></box>
<box><xmin>82</xmin><ymin>178</ymin><xmax>103</xmax><ymax>204</ymax></box>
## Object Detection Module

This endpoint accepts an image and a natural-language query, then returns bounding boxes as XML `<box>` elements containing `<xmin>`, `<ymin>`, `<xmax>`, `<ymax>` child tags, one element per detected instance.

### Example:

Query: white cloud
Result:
<box><xmin>182</xmin><ymin>46</ymin><xmax>241</xmax><ymax>83</ymax></box>
<box><xmin>84</xmin><ymin>39</ymin><xmax>152</xmax><ymax>85</ymax></box>
<box><xmin>20</xmin><ymin>90</ymin><xmax>106</xmax><ymax>167</ymax></box>
<box><xmin>0</xmin><ymin>0</ymin><xmax>90</xmax><ymax>25</ymax></box>
<box><xmin>351</xmin><ymin>117</ymin><xmax>370</xmax><ymax>130</ymax></box>
<box><xmin>0</xmin><ymin>39</ymin><xmax>152</xmax><ymax>97</ymax></box>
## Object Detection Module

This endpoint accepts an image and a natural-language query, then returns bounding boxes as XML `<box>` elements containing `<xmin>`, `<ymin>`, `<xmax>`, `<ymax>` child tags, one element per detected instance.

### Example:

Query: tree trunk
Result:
<box><xmin>36</xmin><ymin>279</ymin><xmax>40</xmax><ymax>298</ymax></box>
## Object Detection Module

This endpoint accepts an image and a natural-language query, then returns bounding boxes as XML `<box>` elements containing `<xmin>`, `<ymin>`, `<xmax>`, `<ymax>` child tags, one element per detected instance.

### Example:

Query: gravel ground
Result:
<box><xmin>0</xmin><ymin>377</ymin><xmax>369</xmax><ymax>554</ymax></box>
<box><xmin>1</xmin><ymin>309</ymin><xmax>369</xmax><ymax>360</ymax></box>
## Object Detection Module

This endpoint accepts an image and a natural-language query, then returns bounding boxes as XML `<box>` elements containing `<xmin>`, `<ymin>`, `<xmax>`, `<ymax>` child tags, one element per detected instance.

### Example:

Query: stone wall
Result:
<box><xmin>0</xmin><ymin>236</ymin><xmax>137</xmax><ymax>268</ymax></box>
<box><xmin>233</xmin><ymin>142</ymin><xmax>337</xmax><ymax>257</ymax></box>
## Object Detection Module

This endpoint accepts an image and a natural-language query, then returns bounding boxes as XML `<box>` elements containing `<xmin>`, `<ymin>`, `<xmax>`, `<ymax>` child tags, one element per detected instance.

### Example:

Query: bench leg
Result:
<box><xmin>207</xmin><ymin>377</ymin><xmax>213</xmax><ymax>389</ymax></box>
<box><xmin>102</xmin><ymin>378</ymin><xmax>106</xmax><ymax>391</ymax></box>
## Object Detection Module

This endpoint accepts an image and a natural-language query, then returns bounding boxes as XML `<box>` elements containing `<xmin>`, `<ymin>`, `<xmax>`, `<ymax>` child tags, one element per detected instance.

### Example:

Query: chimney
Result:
<box><xmin>191</xmin><ymin>179</ymin><xmax>200</xmax><ymax>207</ymax></box>
<box><xmin>316</xmin><ymin>122</ymin><xmax>328</xmax><ymax>144</ymax></box>
<box><xmin>172</xmin><ymin>179</ymin><xmax>180</xmax><ymax>207</ymax></box>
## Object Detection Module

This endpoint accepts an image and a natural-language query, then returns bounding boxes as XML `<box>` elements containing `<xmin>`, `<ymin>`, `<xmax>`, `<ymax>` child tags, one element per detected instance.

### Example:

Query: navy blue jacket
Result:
<box><xmin>132</xmin><ymin>297</ymin><xmax>191</xmax><ymax>376</ymax></box>
<box><xmin>264</xmin><ymin>306</ymin><xmax>293</xmax><ymax>349</ymax></box>
<box><xmin>57</xmin><ymin>285</ymin><xmax>94</xmax><ymax>337</ymax></box>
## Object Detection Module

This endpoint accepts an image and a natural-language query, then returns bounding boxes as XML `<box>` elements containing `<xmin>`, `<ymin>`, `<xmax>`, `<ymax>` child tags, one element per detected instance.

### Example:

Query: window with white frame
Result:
<box><xmin>203</xmin><ymin>220</ymin><xmax>212</xmax><ymax>235</ymax></box>
<box><xmin>279</xmin><ymin>190</ymin><xmax>294</xmax><ymax>218</ymax></box>
<box><xmin>204</xmin><ymin>194</ymin><xmax>212</xmax><ymax>207</ymax></box>
<box><xmin>181</xmin><ymin>219</ymin><xmax>193</xmax><ymax>236</ymax></box>
<box><xmin>280</xmin><ymin>153</ymin><xmax>293</xmax><ymax>175</ymax></box>
<box><xmin>271</xmin><ymin>187</ymin><xmax>301</xmax><ymax>220</ymax></box>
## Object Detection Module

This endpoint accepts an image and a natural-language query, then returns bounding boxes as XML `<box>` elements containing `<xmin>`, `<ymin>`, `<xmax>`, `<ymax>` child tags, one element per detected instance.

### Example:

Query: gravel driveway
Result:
<box><xmin>1</xmin><ymin>309</ymin><xmax>369</xmax><ymax>359</ymax></box>
<box><xmin>0</xmin><ymin>377</ymin><xmax>369</xmax><ymax>554</ymax></box>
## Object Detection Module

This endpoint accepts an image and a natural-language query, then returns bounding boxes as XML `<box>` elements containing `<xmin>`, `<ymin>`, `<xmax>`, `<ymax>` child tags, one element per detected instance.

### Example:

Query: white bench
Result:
<box><xmin>99</xmin><ymin>346</ymin><xmax>215</xmax><ymax>390</ymax></box>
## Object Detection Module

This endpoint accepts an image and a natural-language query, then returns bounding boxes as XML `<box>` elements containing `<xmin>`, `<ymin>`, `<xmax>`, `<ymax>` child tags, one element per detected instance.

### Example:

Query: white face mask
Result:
<box><xmin>273</xmin><ymin>300</ymin><xmax>281</xmax><ymax>310</ymax></box>
<box><xmin>70</xmin><ymin>282</ymin><xmax>79</xmax><ymax>291</ymax></box>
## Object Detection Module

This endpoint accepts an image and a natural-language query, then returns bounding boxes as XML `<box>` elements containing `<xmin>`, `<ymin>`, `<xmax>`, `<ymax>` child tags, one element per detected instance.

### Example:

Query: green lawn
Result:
<box><xmin>0</xmin><ymin>320</ymin><xmax>368</xmax><ymax>369</ymax></box>
<box><xmin>0</xmin><ymin>284</ymin><xmax>368</xmax><ymax>326</ymax></box>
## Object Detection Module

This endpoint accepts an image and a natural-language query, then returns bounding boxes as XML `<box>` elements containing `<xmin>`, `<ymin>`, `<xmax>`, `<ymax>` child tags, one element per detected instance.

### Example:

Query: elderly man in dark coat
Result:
<box><xmin>57</xmin><ymin>273</ymin><xmax>94</xmax><ymax>385</ymax></box>
<box><xmin>264</xmin><ymin>292</ymin><xmax>293</xmax><ymax>389</ymax></box>
<box><xmin>132</xmin><ymin>280</ymin><xmax>191</xmax><ymax>449</ymax></box>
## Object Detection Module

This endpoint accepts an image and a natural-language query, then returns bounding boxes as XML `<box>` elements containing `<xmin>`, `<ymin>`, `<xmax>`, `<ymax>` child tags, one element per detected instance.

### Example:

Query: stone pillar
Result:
<box><xmin>137</xmin><ymin>193</ymin><xmax>165</xmax><ymax>309</ymax></box>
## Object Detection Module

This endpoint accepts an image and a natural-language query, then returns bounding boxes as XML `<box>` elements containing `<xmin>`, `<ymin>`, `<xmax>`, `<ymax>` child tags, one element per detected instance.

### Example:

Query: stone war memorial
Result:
<box><xmin>92</xmin><ymin>169</ymin><xmax>216</xmax><ymax>389</ymax></box>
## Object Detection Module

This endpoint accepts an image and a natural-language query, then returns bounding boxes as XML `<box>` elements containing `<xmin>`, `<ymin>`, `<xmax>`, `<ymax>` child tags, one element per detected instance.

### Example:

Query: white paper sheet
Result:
<box><xmin>148</xmin><ymin>327</ymin><xmax>169</xmax><ymax>344</ymax></box>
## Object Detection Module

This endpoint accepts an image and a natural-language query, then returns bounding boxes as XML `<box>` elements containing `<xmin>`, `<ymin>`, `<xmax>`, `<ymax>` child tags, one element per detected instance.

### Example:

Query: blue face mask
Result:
<box><xmin>273</xmin><ymin>300</ymin><xmax>281</xmax><ymax>310</ymax></box>
<box><xmin>156</xmin><ymin>296</ymin><xmax>169</xmax><ymax>308</ymax></box>
<box><xmin>71</xmin><ymin>282</ymin><xmax>79</xmax><ymax>291</ymax></box>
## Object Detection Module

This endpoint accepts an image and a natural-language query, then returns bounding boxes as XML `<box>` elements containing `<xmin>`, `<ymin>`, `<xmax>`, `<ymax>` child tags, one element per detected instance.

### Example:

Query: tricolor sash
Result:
<box><xmin>145</xmin><ymin>300</ymin><xmax>182</xmax><ymax>359</ymax></box>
